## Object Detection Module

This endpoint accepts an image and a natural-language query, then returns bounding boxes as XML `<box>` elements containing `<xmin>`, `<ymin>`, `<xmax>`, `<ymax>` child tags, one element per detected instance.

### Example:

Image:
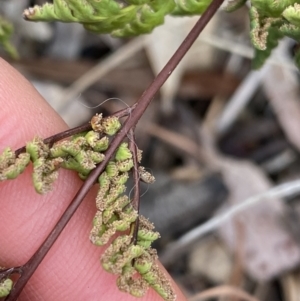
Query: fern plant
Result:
<box><xmin>0</xmin><ymin>114</ymin><xmax>174</xmax><ymax>300</ymax></box>
<box><xmin>20</xmin><ymin>0</ymin><xmax>300</xmax><ymax>68</ymax></box>
<box><xmin>3</xmin><ymin>1</ymin><xmax>300</xmax><ymax>68</ymax></box>
<box><xmin>2</xmin><ymin>0</ymin><xmax>300</xmax><ymax>300</ymax></box>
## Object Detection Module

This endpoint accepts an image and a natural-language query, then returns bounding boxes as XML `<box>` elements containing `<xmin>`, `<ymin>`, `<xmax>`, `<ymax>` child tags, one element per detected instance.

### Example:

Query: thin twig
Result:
<box><xmin>5</xmin><ymin>1</ymin><xmax>224</xmax><ymax>299</ymax></box>
<box><xmin>14</xmin><ymin>105</ymin><xmax>134</xmax><ymax>156</ymax></box>
<box><xmin>160</xmin><ymin>179</ymin><xmax>300</xmax><ymax>265</ymax></box>
<box><xmin>0</xmin><ymin>267</ymin><xmax>22</xmax><ymax>281</ymax></box>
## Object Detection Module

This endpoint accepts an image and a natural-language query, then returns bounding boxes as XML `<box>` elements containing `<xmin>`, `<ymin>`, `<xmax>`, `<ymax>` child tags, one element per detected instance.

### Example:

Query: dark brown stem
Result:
<box><xmin>15</xmin><ymin>124</ymin><xmax>92</xmax><ymax>156</ymax></box>
<box><xmin>14</xmin><ymin>105</ymin><xmax>134</xmax><ymax>156</ymax></box>
<box><xmin>5</xmin><ymin>1</ymin><xmax>224</xmax><ymax>299</ymax></box>
<box><xmin>0</xmin><ymin>267</ymin><xmax>22</xmax><ymax>280</ymax></box>
<box><xmin>128</xmin><ymin>129</ymin><xmax>141</xmax><ymax>245</ymax></box>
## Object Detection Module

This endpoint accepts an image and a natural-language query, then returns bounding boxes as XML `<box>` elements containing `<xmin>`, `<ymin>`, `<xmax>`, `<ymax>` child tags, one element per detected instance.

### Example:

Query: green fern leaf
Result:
<box><xmin>172</xmin><ymin>0</ymin><xmax>212</xmax><ymax>15</ymax></box>
<box><xmin>24</xmin><ymin>0</ymin><xmax>175</xmax><ymax>37</ymax></box>
<box><xmin>282</xmin><ymin>3</ymin><xmax>300</xmax><ymax>27</ymax></box>
<box><xmin>250</xmin><ymin>6</ymin><xmax>284</xmax><ymax>68</ymax></box>
<box><xmin>251</xmin><ymin>0</ymin><xmax>299</xmax><ymax>17</ymax></box>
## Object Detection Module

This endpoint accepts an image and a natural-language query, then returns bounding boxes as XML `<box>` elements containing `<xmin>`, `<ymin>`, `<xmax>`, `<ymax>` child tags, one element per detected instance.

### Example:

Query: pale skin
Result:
<box><xmin>0</xmin><ymin>58</ymin><xmax>187</xmax><ymax>301</ymax></box>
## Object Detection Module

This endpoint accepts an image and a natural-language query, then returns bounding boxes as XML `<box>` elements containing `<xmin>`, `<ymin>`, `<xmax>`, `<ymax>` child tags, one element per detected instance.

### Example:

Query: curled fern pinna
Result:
<box><xmin>249</xmin><ymin>1</ymin><xmax>300</xmax><ymax>68</ymax></box>
<box><xmin>0</xmin><ymin>113</ymin><xmax>176</xmax><ymax>300</ymax></box>
<box><xmin>23</xmin><ymin>0</ymin><xmax>176</xmax><ymax>37</ymax></box>
<box><xmin>22</xmin><ymin>0</ymin><xmax>300</xmax><ymax>69</ymax></box>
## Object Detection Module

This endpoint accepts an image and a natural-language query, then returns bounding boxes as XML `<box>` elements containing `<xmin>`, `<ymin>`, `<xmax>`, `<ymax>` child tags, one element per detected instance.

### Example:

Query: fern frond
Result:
<box><xmin>172</xmin><ymin>0</ymin><xmax>212</xmax><ymax>15</ymax></box>
<box><xmin>0</xmin><ymin>16</ymin><xmax>19</xmax><ymax>59</ymax></box>
<box><xmin>282</xmin><ymin>3</ymin><xmax>300</xmax><ymax>27</ymax></box>
<box><xmin>24</xmin><ymin>0</ymin><xmax>175</xmax><ymax>37</ymax></box>
<box><xmin>251</xmin><ymin>0</ymin><xmax>298</xmax><ymax>17</ymax></box>
<box><xmin>250</xmin><ymin>6</ymin><xmax>284</xmax><ymax>68</ymax></box>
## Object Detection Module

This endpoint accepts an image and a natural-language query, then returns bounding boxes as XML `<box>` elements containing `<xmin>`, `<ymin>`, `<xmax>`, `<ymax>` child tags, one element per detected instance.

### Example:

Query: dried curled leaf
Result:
<box><xmin>90</xmin><ymin>113</ymin><xmax>103</xmax><ymax>132</ymax></box>
<box><xmin>139</xmin><ymin>166</ymin><xmax>155</xmax><ymax>184</ymax></box>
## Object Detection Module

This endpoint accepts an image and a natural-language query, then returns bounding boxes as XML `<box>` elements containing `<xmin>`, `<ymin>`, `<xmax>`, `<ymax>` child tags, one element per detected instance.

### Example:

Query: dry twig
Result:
<box><xmin>161</xmin><ymin>179</ymin><xmax>300</xmax><ymax>265</ymax></box>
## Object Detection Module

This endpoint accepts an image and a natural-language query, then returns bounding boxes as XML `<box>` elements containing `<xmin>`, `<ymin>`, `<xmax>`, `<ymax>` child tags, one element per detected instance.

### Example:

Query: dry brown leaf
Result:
<box><xmin>216</xmin><ymin>156</ymin><xmax>300</xmax><ymax>281</ymax></box>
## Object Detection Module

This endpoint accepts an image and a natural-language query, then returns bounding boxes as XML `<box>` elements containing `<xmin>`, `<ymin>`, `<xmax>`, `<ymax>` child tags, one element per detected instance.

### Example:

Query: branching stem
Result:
<box><xmin>15</xmin><ymin>105</ymin><xmax>135</xmax><ymax>156</ymax></box>
<box><xmin>128</xmin><ymin>129</ymin><xmax>141</xmax><ymax>245</ymax></box>
<box><xmin>5</xmin><ymin>0</ymin><xmax>224</xmax><ymax>299</ymax></box>
<box><xmin>0</xmin><ymin>267</ymin><xmax>22</xmax><ymax>281</ymax></box>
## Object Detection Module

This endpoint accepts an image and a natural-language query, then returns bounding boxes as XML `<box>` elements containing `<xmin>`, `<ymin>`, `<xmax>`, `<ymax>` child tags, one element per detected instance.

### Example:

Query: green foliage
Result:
<box><xmin>23</xmin><ymin>0</ymin><xmax>177</xmax><ymax>37</ymax></box>
<box><xmin>0</xmin><ymin>113</ymin><xmax>175</xmax><ymax>300</ymax></box>
<box><xmin>0</xmin><ymin>114</ymin><xmax>115</xmax><ymax>192</ymax></box>
<box><xmin>283</xmin><ymin>3</ymin><xmax>300</xmax><ymax>27</ymax></box>
<box><xmin>172</xmin><ymin>0</ymin><xmax>212</xmax><ymax>15</ymax></box>
<box><xmin>249</xmin><ymin>1</ymin><xmax>300</xmax><ymax>68</ymax></box>
<box><xmin>22</xmin><ymin>0</ymin><xmax>300</xmax><ymax>69</ymax></box>
<box><xmin>0</xmin><ymin>148</ymin><xmax>30</xmax><ymax>180</ymax></box>
<box><xmin>0</xmin><ymin>16</ymin><xmax>19</xmax><ymax>59</ymax></box>
<box><xmin>251</xmin><ymin>0</ymin><xmax>298</xmax><ymax>18</ymax></box>
<box><xmin>88</xmin><ymin>141</ymin><xmax>175</xmax><ymax>300</ymax></box>
<box><xmin>0</xmin><ymin>278</ymin><xmax>13</xmax><ymax>298</ymax></box>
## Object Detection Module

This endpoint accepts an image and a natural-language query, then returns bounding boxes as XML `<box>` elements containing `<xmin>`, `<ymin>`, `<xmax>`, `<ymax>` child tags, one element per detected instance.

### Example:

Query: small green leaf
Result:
<box><xmin>117</xmin><ymin>159</ymin><xmax>134</xmax><ymax>172</ymax></box>
<box><xmin>106</xmin><ymin>161</ymin><xmax>118</xmax><ymax>178</ymax></box>
<box><xmin>102</xmin><ymin>116</ymin><xmax>121</xmax><ymax>136</ymax></box>
<box><xmin>0</xmin><ymin>278</ymin><xmax>13</xmax><ymax>298</ymax></box>
<box><xmin>0</xmin><ymin>16</ymin><xmax>19</xmax><ymax>59</ymax></box>
<box><xmin>115</xmin><ymin>143</ymin><xmax>132</xmax><ymax>162</ymax></box>
<box><xmin>283</xmin><ymin>4</ymin><xmax>300</xmax><ymax>27</ymax></box>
